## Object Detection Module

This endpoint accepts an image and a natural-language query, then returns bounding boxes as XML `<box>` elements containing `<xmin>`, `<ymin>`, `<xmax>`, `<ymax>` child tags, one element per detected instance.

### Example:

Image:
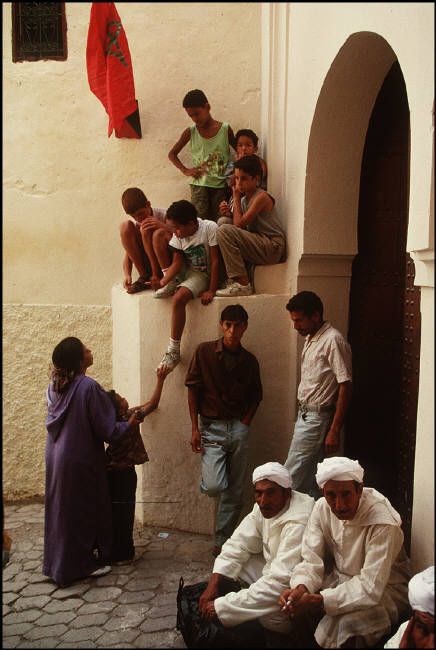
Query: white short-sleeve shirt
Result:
<box><xmin>169</xmin><ymin>218</ymin><xmax>218</xmax><ymax>273</ymax></box>
<box><xmin>297</xmin><ymin>321</ymin><xmax>352</xmax><ymax>407</ymax></box>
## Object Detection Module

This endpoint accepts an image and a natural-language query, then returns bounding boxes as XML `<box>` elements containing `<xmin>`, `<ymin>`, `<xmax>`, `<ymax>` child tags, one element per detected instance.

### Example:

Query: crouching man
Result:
<box><xmin>279</xmin><ymin>456</ymin><xmax>411</xmax><ymax>648</ymax></box>
<box><xmin>199</xmin><ymin>462</ymin><xmax>314</xmax><ymax>644</ymax></box>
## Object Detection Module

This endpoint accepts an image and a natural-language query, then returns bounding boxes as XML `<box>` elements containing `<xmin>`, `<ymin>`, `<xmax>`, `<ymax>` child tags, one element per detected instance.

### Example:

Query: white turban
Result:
<box><xmin>408</xmin><ymin>566</ymin><xmax>434</xmax><ymax>615</ymax></box>
<box><xmin>252</xmin><ymin>462</ymin><xmax>292</xmax><ymax>489</ymax></box>
<box><xmin>316</xmin><ymin>456</ymin><xmax>364</xmax><ymax>489</ymax></box>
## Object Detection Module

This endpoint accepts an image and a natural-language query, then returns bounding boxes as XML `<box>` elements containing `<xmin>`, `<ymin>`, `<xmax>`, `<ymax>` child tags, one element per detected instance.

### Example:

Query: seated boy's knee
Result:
<box><xmin>216</xmin><ymin>223</ymin><xmax>235</xmax><ymax>243</ymax></box>
<box><xmin>120</xmin><ymin>220</ymin><xmax>136</xmax><ymax>242</ymax></box>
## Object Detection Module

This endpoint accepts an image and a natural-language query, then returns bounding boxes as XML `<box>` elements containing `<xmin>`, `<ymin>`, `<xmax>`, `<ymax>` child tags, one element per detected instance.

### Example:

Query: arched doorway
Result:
<box><xmin>302</xmin><ymin>34</ymin><xmax>422</xmax><ymax>552</ymax></box>
<box><xmin>345</xmin><ymin>61</ymin><xmax>421</xmax><ymax>553</ymax></box>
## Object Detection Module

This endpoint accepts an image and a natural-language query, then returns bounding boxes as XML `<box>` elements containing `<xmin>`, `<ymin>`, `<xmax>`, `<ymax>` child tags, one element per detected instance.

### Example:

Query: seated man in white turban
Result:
<box><xmin>384</xmin><ymin>565</ymin><xmax>434</xmax><ymax>648</ymax></box>
<box><xmin>279</xmin><ymin>456</ymin><xmax>411</xmax><ymax>649</ymax></box>
<box><xmin>199</xmin><ymin>461</ymin><xmax>314</xmax><ymax>643</ymax></box>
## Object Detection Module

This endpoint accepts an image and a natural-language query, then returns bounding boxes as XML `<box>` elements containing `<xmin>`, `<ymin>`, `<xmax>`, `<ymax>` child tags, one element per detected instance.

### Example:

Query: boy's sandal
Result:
<box><xmin>126</xmin><ymin>277</ymin><xmax>152</xmax><ymax>294</ymax></box>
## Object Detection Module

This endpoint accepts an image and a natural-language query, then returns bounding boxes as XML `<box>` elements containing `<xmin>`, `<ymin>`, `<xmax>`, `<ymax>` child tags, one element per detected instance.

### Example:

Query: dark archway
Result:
<box><xmin>345</xmin><ymin>62</ymin><xmax>421</xmax><ymax>553</ymax></box>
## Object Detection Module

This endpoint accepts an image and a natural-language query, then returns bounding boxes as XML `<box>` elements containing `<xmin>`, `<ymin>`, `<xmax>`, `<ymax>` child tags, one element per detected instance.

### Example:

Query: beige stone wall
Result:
<box><xmin>3</xmin><ymin>305</ymin><xmax>112</xmax><ymax>500</ymax></box>
<box><xmin>3</xmin><ymin>2</ymin><xmax>261</xmax><ymax>306</ymax></box>
<box><xmin>3</xmin><ymin>2</ymin><xmax>261</xmax><ymax>500</ymax></box>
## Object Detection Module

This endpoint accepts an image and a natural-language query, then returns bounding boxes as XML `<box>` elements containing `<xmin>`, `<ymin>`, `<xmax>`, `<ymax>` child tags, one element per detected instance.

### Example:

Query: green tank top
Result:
<box><xmin>189</xmin><ymin>122</ymin><xmax>230</xmax><ymax>188</ymax></box>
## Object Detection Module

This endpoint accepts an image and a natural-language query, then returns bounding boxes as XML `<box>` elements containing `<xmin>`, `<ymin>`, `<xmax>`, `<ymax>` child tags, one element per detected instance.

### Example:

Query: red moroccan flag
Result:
<box><xmin>86</xmin><ymin>2</ymin><xmax>142</xmax><ymax>138</ymax></box>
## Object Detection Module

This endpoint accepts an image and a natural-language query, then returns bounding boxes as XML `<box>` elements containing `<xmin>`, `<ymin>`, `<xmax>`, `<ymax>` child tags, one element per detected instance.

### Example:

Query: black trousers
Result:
<box><xmin>107</xmin><ymin>467</ymin><xmax>137</xmax><ymax>562</ymax></box>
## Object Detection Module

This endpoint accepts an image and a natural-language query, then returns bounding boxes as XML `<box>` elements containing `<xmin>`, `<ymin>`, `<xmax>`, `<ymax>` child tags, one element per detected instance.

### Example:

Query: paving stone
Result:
<box><xmin>35</xmin><ymin>611</ymin><xmax>77</xmax><ymax>626</ymax></box>
<box><xmin>70</xmin><ymin>612</ymin><xmax>109</xmax><ymax>628</ymax></box>
<box><xmin>3</xmin><ymin>591</ymin><xmax>20</xmax><ymax>605</ymax></box>
<box><xmin>3</xmin><ymin>622</ymin><xmax>34</xmax><ymax>636</ymax></box>
<box><xmin>118</xmin><ymin>589</ymin><xmax>155</xmax><ymax>604</ymax></box>
<box><xmin>116</xmin><ymin>574</ymin><xmax>130</xmax><ymax>586</ymax></box>
<box><xmin>142</xmin><ymin>550</ymin><xmax>174</xmax><ymax>560</ymax></box>
<box><xmin>124</xmin><ymin>576</ymin><xmax>161</xmax><ymax>591</ymax></box>
<box><xmin>27</xmin><ymin>571</ymin><xmax>52</xmax><ymax>583</ymax></box>
<box><xmin>24</xmin><ymin>561</ymin><xmax>45</xmax><ymax>572</ymax></box>
<box><xmin>133</xmin><ymin>631</ymin><xmax>177</xmax><ymax>648</ymax></box>
<box><xmin>96</xmin><ymin>630</ymin><xmax>139</xmax><ymax>646</ymax></box>
<box><xmin>16</xmin><ymin>541</ymin><xmax>33</xmax><ymax>552</ymax></box>
<box><xmin>2</xmin><ymin>563</ymin><xmax>23</xmax><ymax>580</ymax></box>
<box><xmin>20</xmin><ymin>582</ymin><xmax>57</xmax><ymax>597</ymax></box>
<box><xmin>153</xmin><ymin>591</ymin><xmax>178</xmax><ymax>606</ymax></box>
<box><xmin>104</xmin><ymin>611</ymin><xmax>146</xmax><ymax>631</ymax></box>
<box><xmin>26</xmin><ymin>550</ymin><xmax>43</xmax><ymax>560</ymax></box>
<box><xmin>147</xmin><ymin>604</ymin><xmax>177</xmax><ymax>618</ymax></box>
<box><xmin>56</xmin><ymin>640</ymin><xmax>98</xmax><ymax>650</ymax></box>
<box><xmin>51</xmin><ymin>583</ymin><xmax>90</xmax><ymax>599</ymax></box>
<box><xmin>3</xmin><ymin>581</ymin><xmax>28</xmax><ymax>594</ymax></box>
<box><xmin>112</xmin><ymin>602</ymin><xmax>151</xmax><ymax>617</ymax></box>
<box><xmin>23</xmin><ymin>624</ymin><xmax>68</xmax><ymax>640</ymax></box>
<box><xmin>82</xmin><ymin>586</ymin><xmax>122</xmax><ymax>602</ymax></box>
<box><xmin>2</xmin><ymin>636</ymin><xmax>21</xmax><ymax>648</ymax></box>
<box><xmin>60</xmin><ymin>626</ymin><xmax>104</xmax><ymax>643</ymax></box>
<box><xmin>14</xmin><ymin>595</ymin><xmax>51</xmax><ymax>611</ymax></box>
<box><xmin>89</xmin><ymin>572</ymin><xmax>120</xmax><ymax>587</ymax></box>
<box><xmin>16</xmin><ymin>640</ymin><xmax>60</xmax><ymax>649</ymax></box>
<box><xmin>76</xmin><ymin>600</ymin><xmax>117</xmax><ymax>615</ymax></box>
<box><xmin>139</xmin><ymin>615</ymin><xmax>176</xmax><ymax>633</ymax></box>
<box><xmin>3</xmin><ymin>522</ymin><xmax>24</xmax><ymax>529</ymax></box>
<box><xmin>3</xmin><ymin>609</ymin><xmax>42</xmax><ymax>625</ymax></box>
<box><xmin>43</xmin><ymin>597</ymin><xmax>83</xmax><ymax>613</ymax></box>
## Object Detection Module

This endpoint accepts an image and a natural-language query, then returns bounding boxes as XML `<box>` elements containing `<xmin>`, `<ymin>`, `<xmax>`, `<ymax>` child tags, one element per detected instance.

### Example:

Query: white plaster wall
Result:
<box><xmin>3</xmin><ymin>2</ymin><xmax>262</xmax><ymax>500</ymax></box>
<box><xmin>262</xmin><ymin>2</ymin><xmax>434</xmax><ymax>570</ymax></box>
<box><xmin>112</xmin><ymin>286</ymin><xmax>293</xmax><ymax>534</ymax></box>
<box><xmin>3</xmin><ymin>305</ymin><xmax>112</xmax><ymax>500</ymax></box>
<box><xmin>3</xmin><ymin>2</ymin><xmax>261</xmax><ymax>306</ymax></box>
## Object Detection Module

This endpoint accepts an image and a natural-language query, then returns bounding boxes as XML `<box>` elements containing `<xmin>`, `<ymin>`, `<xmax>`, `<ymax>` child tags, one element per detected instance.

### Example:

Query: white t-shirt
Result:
<box><xmin>169</xmin><ymin>218</ymin><xmax>218</xmax><ymax>274</ymax></box>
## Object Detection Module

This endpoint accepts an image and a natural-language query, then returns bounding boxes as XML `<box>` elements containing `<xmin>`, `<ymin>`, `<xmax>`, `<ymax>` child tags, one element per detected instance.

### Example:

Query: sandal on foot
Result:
<box><xmin>126</xmin><ymin>277</ymin><xmax>151</xmax><ymax>294</ymax></box>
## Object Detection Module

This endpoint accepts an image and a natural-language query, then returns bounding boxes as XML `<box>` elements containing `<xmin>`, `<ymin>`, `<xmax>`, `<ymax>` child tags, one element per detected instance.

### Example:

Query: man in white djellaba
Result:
<box><xmin>199</xmin><ymin>462</ymin><xmax>314</xmax><ymax>643</ymax></box>
<box><xmin>279</xmin><ymin>456</ymin><xmax>411</xmax><ymax>649</ymax></box>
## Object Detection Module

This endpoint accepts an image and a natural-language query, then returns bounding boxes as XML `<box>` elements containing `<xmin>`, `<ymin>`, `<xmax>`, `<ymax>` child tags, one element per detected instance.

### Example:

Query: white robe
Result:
<box><xmin>213</xmin><ymin>490</ymin><xmax>314</xmax><ymax>631</ymax></box>
<box><xmin>290</xmin><ymin>487</ymin><xmax>411</xmax><ymax>648</ymax></box>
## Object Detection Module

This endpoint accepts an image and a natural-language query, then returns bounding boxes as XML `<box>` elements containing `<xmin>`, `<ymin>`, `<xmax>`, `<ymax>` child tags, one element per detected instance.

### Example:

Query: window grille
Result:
<box><xmin>12</xmin><ymin>2</ymin><xmax>67</xmax><ymax>62</ymax></box>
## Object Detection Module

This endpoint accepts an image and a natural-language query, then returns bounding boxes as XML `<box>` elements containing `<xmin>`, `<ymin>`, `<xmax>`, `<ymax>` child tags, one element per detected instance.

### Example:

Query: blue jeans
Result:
<box><xmin>284</xmin><ymin>409</ymin><xmax>334</xmax><ymax>498</ymax></box>
<box><xmin>200</xmin><ymin>417</ymin><xmax>250</xmax><ymax>547</ymax></box>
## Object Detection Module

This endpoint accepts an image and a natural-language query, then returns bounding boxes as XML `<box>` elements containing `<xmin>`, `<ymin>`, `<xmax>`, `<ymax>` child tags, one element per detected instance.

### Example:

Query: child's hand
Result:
<box><xmin>219</xmin><ymin>201</ymin><xmax>231</xmax><ymax>218</ymax></box>
<box><xmin>140</xmin><ymin>217</ymin><xmax>162</xmax><ymax>232</ymax></box>
<box><xmin>150</xmin><ymin>275</ymin><xmax>161</xmax><ymax>291</ymax></box>
<box><xmin>200</xmin><ymin>290</ymin><xmax>215</xmax><ymax>305</ymax></box>
<box><xmin>156</xmin><ymin>366</ymin><xmax>171</xmax><ymax>379</ymax></box>
<box><xmin>123</xmin><ymin>274</ymin><xmax>132</xmax><ymax>289</ymax></box>
<box><xmin>184</xmin><ymin>167</ymin><xmax>204</xmax><ymax>179</ymax></box>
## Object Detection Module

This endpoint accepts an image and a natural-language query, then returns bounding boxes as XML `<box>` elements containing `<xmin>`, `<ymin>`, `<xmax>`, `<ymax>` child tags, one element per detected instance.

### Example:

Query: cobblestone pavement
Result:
<box><xmin>3</xmin><ymin>501</ymin><xmax>214</xmax><ymax>648</ymax></box>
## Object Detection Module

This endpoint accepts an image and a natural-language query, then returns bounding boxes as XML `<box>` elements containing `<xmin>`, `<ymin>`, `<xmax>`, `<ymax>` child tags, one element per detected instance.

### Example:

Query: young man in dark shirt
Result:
<box><xmin>185</xmin><ymin>304</ymin><xmax>262</xmax><ymax>556</ymax></box>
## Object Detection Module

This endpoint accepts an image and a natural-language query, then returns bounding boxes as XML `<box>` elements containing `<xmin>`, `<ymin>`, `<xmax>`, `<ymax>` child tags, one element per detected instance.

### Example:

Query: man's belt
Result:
<box><xmin>298</xmin><ymin>401</ymin><xmax>335</xmax><ymax>414</ymax></box>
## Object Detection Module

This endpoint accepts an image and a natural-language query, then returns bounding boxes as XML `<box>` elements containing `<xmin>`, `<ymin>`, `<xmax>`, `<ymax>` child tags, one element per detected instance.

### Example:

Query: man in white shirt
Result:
<box><xmin>279</xmin><ymin>456</ymin><xmax>410</xmax><ymax>649</ymax></box>
<box><xmin>199</xmin><ymin>462</ymin><xmax>314</xmax><ymax>641</ymax></box>
<box><xmin>284</xmin><ymin>291</ymin><xmax>352</xmax><ymax>497</ymax></box>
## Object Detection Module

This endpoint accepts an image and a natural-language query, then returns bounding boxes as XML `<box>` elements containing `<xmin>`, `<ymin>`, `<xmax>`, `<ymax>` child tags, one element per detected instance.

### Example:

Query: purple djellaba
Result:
<box><xmin>43</xmin><ymin>337</ymin><xmax>136</xmax><ymax>587</ymax></box>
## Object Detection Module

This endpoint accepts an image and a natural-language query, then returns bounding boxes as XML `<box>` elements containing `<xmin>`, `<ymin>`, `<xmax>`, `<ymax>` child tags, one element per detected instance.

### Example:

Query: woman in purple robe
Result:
<box><xmin>43</xmin><ymin>337</ymin><xmax>141</xmax><ymax>587</ymax></box>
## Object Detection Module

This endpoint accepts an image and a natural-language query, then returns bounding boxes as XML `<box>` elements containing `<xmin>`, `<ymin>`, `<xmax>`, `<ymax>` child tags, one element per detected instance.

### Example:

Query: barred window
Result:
<box><xmin>12</xmin><ymin>2</ymin><xmax>67</xmax><ymax>62</ymax></box>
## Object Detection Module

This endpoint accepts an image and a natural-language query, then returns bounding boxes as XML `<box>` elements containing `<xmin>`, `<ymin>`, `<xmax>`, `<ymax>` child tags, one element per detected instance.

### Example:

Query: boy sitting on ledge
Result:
<box><xmin>216</xmin><ymin>155</ymin><xmax>286</xmax><ymax>297</ymax></box>
<box><xmin>154</xmin><ymin>200</ymin><xmax>220</xmax><ymax>373</ymax></box>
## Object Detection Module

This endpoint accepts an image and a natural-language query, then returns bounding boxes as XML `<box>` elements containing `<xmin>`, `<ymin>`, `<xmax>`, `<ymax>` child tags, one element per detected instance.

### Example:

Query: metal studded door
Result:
<box><xmin>345</xmin><ymin>62</ymin><xmax>421</xmax><ymax>553</ymax></box>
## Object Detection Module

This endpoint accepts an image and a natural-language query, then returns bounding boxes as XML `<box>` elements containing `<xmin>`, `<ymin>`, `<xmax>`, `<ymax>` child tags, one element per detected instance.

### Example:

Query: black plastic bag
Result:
<box><xmin>176</xmin><ymin>576</ymin><xmax>266</xmax><ymax>648</ymax></box>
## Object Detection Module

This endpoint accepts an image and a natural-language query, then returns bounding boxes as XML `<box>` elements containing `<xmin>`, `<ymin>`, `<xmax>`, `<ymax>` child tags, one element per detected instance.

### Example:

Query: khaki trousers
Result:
<box><xmin>217</xmin><ymin>224</ymin><xmax>285</xmax><ymax>279</ymax></box>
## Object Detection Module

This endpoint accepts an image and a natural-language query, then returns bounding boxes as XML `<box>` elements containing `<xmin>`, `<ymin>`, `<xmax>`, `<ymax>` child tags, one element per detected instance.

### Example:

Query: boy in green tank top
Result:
<box><xmin>168</xmin><ymin>89</ymin><xmax>236</xmax><ymax>222</ymax></box>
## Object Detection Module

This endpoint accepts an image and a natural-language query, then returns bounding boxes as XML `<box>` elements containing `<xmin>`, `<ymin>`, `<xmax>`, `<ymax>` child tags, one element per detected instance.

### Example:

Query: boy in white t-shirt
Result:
<box><xmin>155</xmin><ymin>200</ymin><xmax>220</xmax><ymax>372</ymax></box>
